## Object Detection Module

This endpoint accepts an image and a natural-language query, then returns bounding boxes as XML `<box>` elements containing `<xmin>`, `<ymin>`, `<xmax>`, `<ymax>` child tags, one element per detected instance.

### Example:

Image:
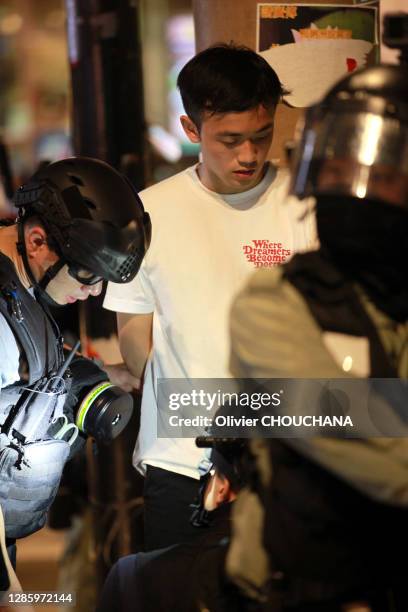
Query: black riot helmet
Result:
<box><xmin>13</xmin><ymin>156</ymin><xmax>152</xmax><ymax>287</ymax></box>
<box><xmin>288</xmin><ymin>40</ymin><xmax>408</xmax><ymax>323</ymax></box>
<box><xmin>288</xmin><ymin>63</ymin><xmax>408</xmax><ymax>209</ymax></box>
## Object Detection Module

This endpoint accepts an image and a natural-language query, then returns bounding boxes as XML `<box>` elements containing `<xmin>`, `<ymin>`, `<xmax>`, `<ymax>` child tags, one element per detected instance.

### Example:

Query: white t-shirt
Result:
<box><xmin>104</xmin><ymin>163</ymin><xmax>316</xmax><ymax>479</ymax></box>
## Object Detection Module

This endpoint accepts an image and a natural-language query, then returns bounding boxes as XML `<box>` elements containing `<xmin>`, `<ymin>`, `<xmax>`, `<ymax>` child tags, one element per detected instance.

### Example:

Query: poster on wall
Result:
<box><xmin>257</xmin><ymin>2</ymin><xmax>379</xmax><ymax>107</ymax></box>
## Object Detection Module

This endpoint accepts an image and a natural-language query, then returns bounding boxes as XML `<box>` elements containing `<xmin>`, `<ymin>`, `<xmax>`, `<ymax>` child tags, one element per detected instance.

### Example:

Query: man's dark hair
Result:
<box><xmin>177</xmin><ymin>43</ymin><xmax>285</xmax><ymax>128</ymax></box>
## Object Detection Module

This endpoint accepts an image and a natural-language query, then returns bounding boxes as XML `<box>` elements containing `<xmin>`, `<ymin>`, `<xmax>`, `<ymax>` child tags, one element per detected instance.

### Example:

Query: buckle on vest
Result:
<box><xmin>6</xmin><ymin>439</ymin><xmax>28</xmax><ymax>470</ymax></box>
<box><xmin>1</xmin><ymin>283</ymin><xmax>24</xmax><ymax>322</ymax></box>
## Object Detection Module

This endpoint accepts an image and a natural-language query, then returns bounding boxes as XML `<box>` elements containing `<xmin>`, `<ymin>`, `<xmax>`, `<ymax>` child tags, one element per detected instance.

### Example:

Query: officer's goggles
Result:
<box><xmin>67</xmin><ymin>263</ymin><xmax>103</xmax><ymax>286</ymax></box>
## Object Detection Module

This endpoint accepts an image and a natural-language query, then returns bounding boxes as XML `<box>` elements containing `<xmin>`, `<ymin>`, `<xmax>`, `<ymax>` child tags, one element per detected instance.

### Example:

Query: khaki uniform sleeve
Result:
<box><xmin>230</xmin><ymin>267</ymin><xmax>343</xmax><ymax>379</ymax></box>
<box><xmin>229</xmin><ymin>267</ymin><xmax>408</xmax><ymax>506</ymax></box>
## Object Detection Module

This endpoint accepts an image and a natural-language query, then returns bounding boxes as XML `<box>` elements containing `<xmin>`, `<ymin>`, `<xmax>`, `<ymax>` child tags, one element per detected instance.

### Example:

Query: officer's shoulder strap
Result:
<box><xmin>283</xmin><ymin>250</ymin><xmax>373</xmax><ymax>334</ymax></box>
<box><xmin>283</xmin><ymin>250</ymin><xmax>397</xmax><ymax>377</ymax></box>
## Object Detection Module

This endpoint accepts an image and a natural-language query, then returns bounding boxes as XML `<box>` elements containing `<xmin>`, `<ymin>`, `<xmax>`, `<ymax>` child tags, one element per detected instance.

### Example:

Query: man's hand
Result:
<box><xmin>104</xmin><ymin>363</ymin><xmax>141</xmax><ymax>393</ymax></box>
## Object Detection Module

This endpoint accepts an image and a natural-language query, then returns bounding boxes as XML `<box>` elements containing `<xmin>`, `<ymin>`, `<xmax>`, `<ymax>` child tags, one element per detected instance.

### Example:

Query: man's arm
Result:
<box><xmin>103</xmin><ymin>313</ymin><xmax>152</xmax><ymax>391</ymax></box>
<box><xmin>117</xmin><ymin>312</ymin><xmax>153</xmax><ymax>380</ymax></box>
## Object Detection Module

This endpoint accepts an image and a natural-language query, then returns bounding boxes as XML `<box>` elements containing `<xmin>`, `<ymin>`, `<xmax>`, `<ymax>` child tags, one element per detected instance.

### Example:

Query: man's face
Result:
<box><xmin>24</xmin><ymin>224</ymin><xmax>103</xmax><ymax>304</ymax></box>
<box><xmin>203</xmin><ymin>469</ymin><xmax>237</xmax><ymax>511</ymax></box>
<box><xmin>181</xmin><ymin>104</ymin><xmax>276</xmax><ymax>194</ymax></box>
<box><xmin>45</xmin><ymin>264</ymin><xmax>103</xmax><ymax>305</ymax></box>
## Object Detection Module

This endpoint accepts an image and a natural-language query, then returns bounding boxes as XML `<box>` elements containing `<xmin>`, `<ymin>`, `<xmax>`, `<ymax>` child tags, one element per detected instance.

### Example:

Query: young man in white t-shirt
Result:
<box><xmin>104</xmin><ymin>44</ymin><xmax>315</xmax><ymax>550</ymax></box>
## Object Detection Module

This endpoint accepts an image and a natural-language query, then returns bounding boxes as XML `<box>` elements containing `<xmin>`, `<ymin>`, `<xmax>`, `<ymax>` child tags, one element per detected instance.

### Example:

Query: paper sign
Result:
<box><xmin>257</xmin><ymin>3</ymin><xmax>380</xmax><ymax>107</ymax></box>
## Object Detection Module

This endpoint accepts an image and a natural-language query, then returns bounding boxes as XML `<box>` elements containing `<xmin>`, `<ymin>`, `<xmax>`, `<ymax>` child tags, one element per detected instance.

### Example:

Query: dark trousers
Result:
<box><xmin>143</xmin><ymin>465</ymin><xmax>202</xmax><ymax>551</ymax></box>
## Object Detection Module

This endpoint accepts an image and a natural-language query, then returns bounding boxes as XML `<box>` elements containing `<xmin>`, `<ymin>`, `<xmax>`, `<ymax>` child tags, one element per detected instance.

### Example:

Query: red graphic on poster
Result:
<box><xmin>243</xmin><ymin>240</ymin><xmax>291</xmax><ymax>268</ymax></box>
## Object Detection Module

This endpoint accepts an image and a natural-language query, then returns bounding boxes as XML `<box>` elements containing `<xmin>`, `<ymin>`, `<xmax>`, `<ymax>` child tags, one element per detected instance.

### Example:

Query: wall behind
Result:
<box><xmin>193</xmin><ymin>0</ymin><xmax>402</xmax><ymax>164</ymax></box>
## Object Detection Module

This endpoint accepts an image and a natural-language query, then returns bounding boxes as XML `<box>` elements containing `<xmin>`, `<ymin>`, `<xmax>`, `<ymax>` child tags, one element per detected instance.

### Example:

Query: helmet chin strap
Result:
<box><xmin>17</xmin><ymin>221</ymin><xmax>37</xmax><ymax>288</ymax></box>
<box><xmin>37</xmin><ymin>259</ymin><xmax>66</xmax><ymax>292</ymax></box>
<box><xmin>16</xmin><ymin>221</ymin><xmax>66</xmax><ymax>305</ymax></box>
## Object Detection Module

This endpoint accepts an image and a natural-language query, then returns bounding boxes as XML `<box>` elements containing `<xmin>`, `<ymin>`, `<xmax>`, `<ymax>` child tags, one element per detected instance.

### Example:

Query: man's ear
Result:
<box><xmin>24</xmin><ymin>225</ymin><xmax>47</xmax><ymax>258</ymax></box>
<box><xmin>215</xmin><ymin>476</ymin><xmax>232</xmax><ymax>506</ymax></box>
<box><xmin>180</xmin><ymin>115</ymin><xmax>201</xmax><ymax>144</ymax></box>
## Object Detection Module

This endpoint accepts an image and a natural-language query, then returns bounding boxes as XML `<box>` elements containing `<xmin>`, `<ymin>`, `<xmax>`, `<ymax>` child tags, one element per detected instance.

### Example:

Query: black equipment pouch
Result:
<box><xmin>0</xmin><ymin>436</ymin><xmax>70</xmax><ymax>539</ymax></box>
<box><xmin>0</xmin><ymin>376</ymin><xmax>71</xmax><ymax>539</ymax></box>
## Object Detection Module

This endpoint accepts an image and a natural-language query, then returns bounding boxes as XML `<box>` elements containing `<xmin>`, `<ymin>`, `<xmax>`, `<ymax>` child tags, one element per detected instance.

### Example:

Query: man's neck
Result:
<box><xmin>0</xmin><ymin>224</ymin><xmax>31</xmax><ymax>288</ymax></box>
<box><xmin>197</xmin><ymin>162</ymin><xmax>269</xmax><ymax>195</ymax></box>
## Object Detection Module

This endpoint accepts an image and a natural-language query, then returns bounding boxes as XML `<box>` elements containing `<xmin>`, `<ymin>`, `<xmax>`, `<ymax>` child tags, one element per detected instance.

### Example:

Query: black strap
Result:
<box><xmin>16</xmin><ymin>220</ymin><xmax>66</xmax><ymax>292</ymax></box>
<box><xmin>38</xmin><ymin>259</ymin><xmax>65</xmax><ymax>291</ymax></box>
<box><xmin>14</xmin><ymin>221</ymin><xmax>64</xmax><ymax>365</ymax></box>
<box><xmin>283</xmin><ymin>250</ymin><xmax>398</xmax><ymax>378</ymax></box>
<box><xmin>16</xmin><ymin>220</ymin><xmax>37</xmax><ymax>287</ymax></box>
<box><xmin>0</xmin><ymin>252</ymin><xmax>62</xmax><ymax>383</ymax></box>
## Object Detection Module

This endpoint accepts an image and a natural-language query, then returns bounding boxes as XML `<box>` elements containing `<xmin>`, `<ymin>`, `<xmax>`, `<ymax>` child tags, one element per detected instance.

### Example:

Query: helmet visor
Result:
<box><xmin>290</xmin><ymin>110</ymin><xmax>408</xmax><ymax>208</ymax></box>
<box><xmin>63</xmin><ymin>218</ymin><xmax>149</xmax><ymax>283</ymax></box>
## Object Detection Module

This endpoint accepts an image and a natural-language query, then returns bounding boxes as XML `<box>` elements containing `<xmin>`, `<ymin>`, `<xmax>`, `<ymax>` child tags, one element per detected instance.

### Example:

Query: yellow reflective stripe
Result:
<box><xmin>76</xmin><ymin>382</ymin><xmax>113</xmax><ymax>431</ymax></box>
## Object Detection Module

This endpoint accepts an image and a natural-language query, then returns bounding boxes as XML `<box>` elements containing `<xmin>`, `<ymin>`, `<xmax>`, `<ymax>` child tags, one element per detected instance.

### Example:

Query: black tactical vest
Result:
<box><xmin>0</xmin><ymin>252</ymin><xmax>70</xmax><ymax>538</ymax></box>
<box><xmin>0</xmin><ymin>252</ymin><xmax>62</xmax><ymax>383</ymax></box>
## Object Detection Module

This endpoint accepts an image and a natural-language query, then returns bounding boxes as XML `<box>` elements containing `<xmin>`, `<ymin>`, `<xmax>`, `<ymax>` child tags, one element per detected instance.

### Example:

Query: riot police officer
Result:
<box><xmin>228</xmin><ymin>15</ymin><xmax>408</xmax><ymax>612</ymax></box>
